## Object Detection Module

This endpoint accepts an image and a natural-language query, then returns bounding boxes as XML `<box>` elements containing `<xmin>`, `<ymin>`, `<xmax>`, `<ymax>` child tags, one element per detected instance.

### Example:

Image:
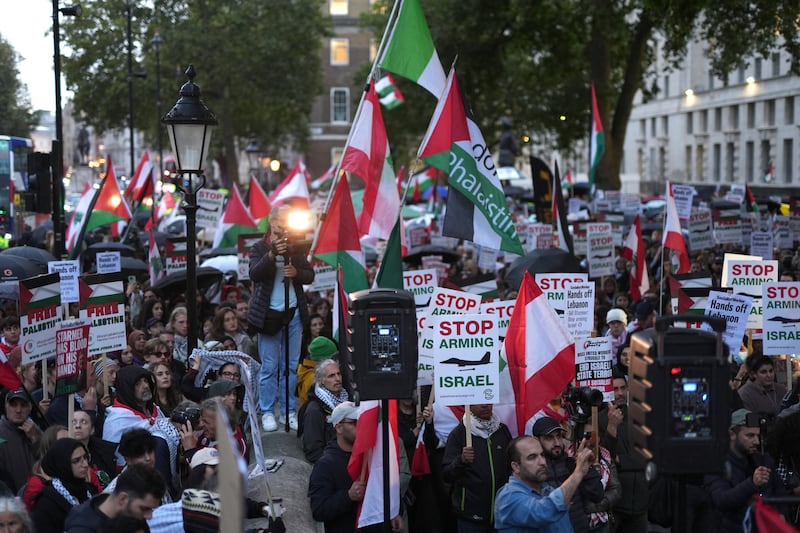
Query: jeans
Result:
<box><xmin>258</xmin><ymin>310</ymin><xmax>302</xmax><ymax>417</ymax></box>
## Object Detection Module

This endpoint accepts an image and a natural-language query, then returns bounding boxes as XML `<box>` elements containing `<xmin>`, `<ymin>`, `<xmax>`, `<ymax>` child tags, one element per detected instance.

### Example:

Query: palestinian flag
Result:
<box><xmin>65</xmin><ymin>183</ymin><xmax>98</xmax><ymax>254</ymax></box>
<box><xmin>85</xmin><ymin>158</ymin><xmax>132</xmax><ymax>234</ymax></box>
<box><xmin>552</xmin><ymin>161</ymin><xmax>574</xmax><ymax>256</ymax></box>
<box><xmin>376</xmin><ymin>72</ymin><xmax>404</xmax><ymax>109</ymax></box>
<box><xmin>379</xmin><ymin>0</ymin><xmax>446</xmax><ymax>97</ymax></box>
<box><xmin>212</xmin><ymin>187</ymin><xmax>258</xmax><ymax>248</ymax></box>
<box><xmin>418</xmin><ymin>68</ymin><xmax>523</xmax><ymax>255</ymax></box>
<box><xmin>589</xmin><ymin>81</ymin><xmax>605</xmax><ymax>196</ymax></box>
<box><xmin>148</xmin><ymin>229</ymin><xmax>165</xmax><ymax>285</ymax></box>
<box><xmin>249</xmin><ymin>175</ymin><xmax>271</xmax><ymax>231</ymax></box>
<box><xmin>405</xmin><ymin>166</ymin><xmax>436</xmax><ymax>201</ymax></box>
<box><xmin>374</xmin><ymin>217</ymin><xmax>404</xmax><ymax>290</ymax></box>
<box><xmin>745</xmin><ymin>184</ymin><xmax>760</xmax><ymax>213</ymax></box>
<box><xmin>312</xmin><ymin>175</ymin><xmax>368</xmax><ymax>293</ymax></box>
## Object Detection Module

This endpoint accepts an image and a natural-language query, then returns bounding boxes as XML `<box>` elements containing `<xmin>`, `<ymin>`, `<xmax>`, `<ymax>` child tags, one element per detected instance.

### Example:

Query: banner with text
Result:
<box><xmin>79</xmin><ymin>273</ymin><xmax>127</xmax><ymax>359</ymax></box>
<box><xmin>565</xmin><ymin>282</ymin><xmax>595</xmax><ymax>339</ymax></box>
<box><xmin>196</xmin><ymin>189</ymin><xmax>227</xmax><ymax>229</ymax></box>
<box><xmin>725</xmin><ymin>259</ymin><xmax>778</xmax><ymax>337</ymax></box>
<box><xmin>575</xmin><ymin>337</ymin><xmax>614</xmax><ymax>402</ymax></box>
<box><xmin>762</xmin><ymin>282</ymin><xmax>800</xmax><ymax>355</ymax></box>
<box><xmin>587</xmin><ymin>223</ymin><xmax>614</xmax><ymax>278</ymax></box>
<box><xmin>165</xmin><ymin>237</ymin><xmax>187</xmax><ymax>275</ymax></box>
<box><xmin>20</xmin><ymin>273</ymin><xmax>62</xmax><ymax>364</ymax></box>
<box><xmin>403</xmin><ymin>269</ymin><xmax>438</xmax><ymax>307</ymax></box>
<box><xmin>535</xmin><ymin>273</ymin><xmax>589</xmax><ymax>325</ymax></box>
<box><xmin>702</xmin><ymin>291</ymin><xmax>753</xmax><ymax>358</ymax></box>
<box><xmin>428</xmin><ymin>287</ymin><xmax>481</xmax><ymax>316</ymax></box>
<box><xmin>236</xmin><ymin>233</ymin><xmax>262</xmax><ymax>281</ymax></box>
<box><xmin>55</xmin><ymin>321</ymin><xmax>90</xmax><ymax>397</ymax></box>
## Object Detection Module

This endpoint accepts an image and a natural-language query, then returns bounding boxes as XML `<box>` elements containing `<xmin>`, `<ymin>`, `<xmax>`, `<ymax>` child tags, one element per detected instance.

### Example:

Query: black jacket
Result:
<box><xmin>599</xmin><ymin>406</ymin><xmax>649</xmax><ymax>515</ymax></box>
<box><xmin>300</xmin><ymin>395</ymin><xmax>336</xmax><ymax>463</ymax></box>
<box><xmin>543</xmin><ymin>452</ymin><xmax>605</xmax><ymax>533</ymax></box>
<box><xmin>247</xmin><ymin>239</ymin><xmax>314</xmax><ymax>334</ymax></box>
<box><xmin>308</xmin><ymin>440</ymin><xmax>359</xmax><ymax>533</ymax></box>
<box><xmin>64</xmin><ymin>493</ymin><xmax>111</xmax><ymax>533</ymax></box>
<box><xmin>32</xmin><ymin>483</ymin><xmax>94</xmax><ymax>533</ymax></box>
<box><xmin>441</xmin><ymin>422</ymin><xmax>512</xmax><ymax>526</ymax></box>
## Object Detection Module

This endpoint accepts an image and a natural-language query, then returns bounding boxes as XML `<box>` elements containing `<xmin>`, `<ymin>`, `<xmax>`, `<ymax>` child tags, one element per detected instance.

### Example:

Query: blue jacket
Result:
<box><xmin>494</xmin><ymin>477</ymin><xmax>572</xmax><ymax>532</ymax></box>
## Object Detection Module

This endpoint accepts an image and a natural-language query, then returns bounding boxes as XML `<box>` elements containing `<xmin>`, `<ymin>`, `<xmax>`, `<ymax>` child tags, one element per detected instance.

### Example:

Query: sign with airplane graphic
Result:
<box><xmin>587</xmin><ymin>222</ymin><xmax>614</xmax><ymax>278</ymax></box>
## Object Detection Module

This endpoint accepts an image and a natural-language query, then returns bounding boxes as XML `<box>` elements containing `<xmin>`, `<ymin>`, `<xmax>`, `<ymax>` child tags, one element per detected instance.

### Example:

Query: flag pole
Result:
<box><xmin>658</xmin><ymin>190</ymin><xmax>668</xmax><ymax>315</ymax></box>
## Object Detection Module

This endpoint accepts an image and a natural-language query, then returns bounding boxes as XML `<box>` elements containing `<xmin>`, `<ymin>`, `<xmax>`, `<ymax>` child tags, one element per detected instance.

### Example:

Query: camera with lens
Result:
<box><xmin>171</xmin><ymin>407</ymin><xmax>201</xmax><ymax>427</ymax></box>
<box><xmin>565</xmin><ymin>386</ymin><xmax>605</xmax><ymax>425</ymax></box>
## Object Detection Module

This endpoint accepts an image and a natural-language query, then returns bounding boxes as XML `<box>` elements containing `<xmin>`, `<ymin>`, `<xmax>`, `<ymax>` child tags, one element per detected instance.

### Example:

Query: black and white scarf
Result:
<box><xmin>314</xmin><ymin>383</ymin><xmax>349</xmax><ymax>413</ymax></box>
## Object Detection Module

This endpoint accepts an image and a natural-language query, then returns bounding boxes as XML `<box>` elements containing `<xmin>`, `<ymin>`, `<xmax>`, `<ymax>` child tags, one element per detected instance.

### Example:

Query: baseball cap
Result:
<box><xmin>606</xmin><ymin>308</ymin><xmax>627</xmax><ymax>326</ymax></box>
<box><xmin>532</xmin><ymin>416</ymin><xmax>565</xmax><ymax>437</ymax></box>
<box><xmin>190</xmin><ymin>447</ymin><xmax>220</xmax><ymax>469</ymax></box>
<box><xmin>5</xmin><ymin>388</ymin><xmax>30</xmax><ymax>404</ymax></box>
<box><xmin>635</xmin><ymin>300</ymin><xmax>656</xmax><ymax>320</ymax></box>
<box><xmin>330</xmin><ymin>401</ymin><xmax>358</xmax><ymax>426</ymax></box>
<box><xmin>730</xmin><ymin>409</ymin><xmax>754</xmax><ymax>429</ymax></box>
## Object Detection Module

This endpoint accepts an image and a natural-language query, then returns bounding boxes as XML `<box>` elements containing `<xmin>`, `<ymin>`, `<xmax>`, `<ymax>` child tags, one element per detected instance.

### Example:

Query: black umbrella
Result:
<box><xmin>403</xmin><ymin>244</ymin><xmax>460</xmax><ymax>265</ymax></box>
<box><xmin>1</xmin><ymin>246</ymin><xmax>57</xmax><ymax>270</ymax></box>
<box><xmin>139</xmin><ymin>230</ymin><xmax>169</xmax><ymax>248</ymax></box>
<box><xmin>30</xmin><ymin>220</ymin><xmax>54</xmax><ymax>244</ymax></box>
<box><xmin>199</xmin><ymin>246</ymin><xmax>237</xmax><ymax>259</ymax></box>
<box><xmin>504</xmin><ymin>248</ymin><xmax>584</xmax><ymax>290</ymax></box>
<box><xmin>151</xmin><ymin>266</ymin><xmax>223</xmax><ymax>294</ymax></box>
<box><xmin>0</xmin><ymin>255</ymin><xmax>47</xmax><ymax>282</ymax></box>
<box><xmin>86</xmin><ymin>242</ymin><xmax>137</xmax><ymax>257</ymax></box>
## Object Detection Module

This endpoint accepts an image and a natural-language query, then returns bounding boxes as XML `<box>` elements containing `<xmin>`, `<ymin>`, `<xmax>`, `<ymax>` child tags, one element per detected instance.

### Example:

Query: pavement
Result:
<box><xmin>245</xmin><ymin>426</ymin><xmax>321</xmax><ymax>533</ymax></box>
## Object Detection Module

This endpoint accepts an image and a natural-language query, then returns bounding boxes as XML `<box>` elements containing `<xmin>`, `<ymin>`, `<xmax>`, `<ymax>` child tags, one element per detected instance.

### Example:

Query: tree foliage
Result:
<box><xmin>365</xmin><ymin>0</ymin><xmax>800</xmax><ymax>190</ymax></box>
<box><xmin>60</xmin><ymin>0</ymin><xmax>330</xmax><ymax>184</ymax></box>
<box><xmin>0</xmin><ymin>34</ymin><xmax>38</xmax><ymax>136</ymax></box>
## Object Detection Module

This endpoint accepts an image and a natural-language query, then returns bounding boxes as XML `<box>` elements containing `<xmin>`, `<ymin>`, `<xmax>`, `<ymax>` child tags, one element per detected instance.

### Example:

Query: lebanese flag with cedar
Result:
<box><xmin>663</xmin><ymin>182</ymin><xmax>690</xmax><ymax>274</ymax></box>
<box><xmin>504</xmin><ymin>271</ymin><xmax>575</xmax><ymax>436</ymax></box>
<box><xmin>622</xmin><ymin>215</ymin><xmax>650</xmax><ymax>301</ymax></box>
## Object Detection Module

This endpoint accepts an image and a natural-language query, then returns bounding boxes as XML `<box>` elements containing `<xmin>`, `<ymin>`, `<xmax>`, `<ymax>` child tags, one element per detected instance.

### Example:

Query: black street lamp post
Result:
<box><xmin>125</xmin><ymin>0</ymin><xmax>135</xmax><ymax>178</ymax></box>
<box><xmin>151</xmin><ymin>32</ymin><xmax>163</xmax><ymax>227</ymax></box>
<box><xmin>162</xmin><ymin>65</ymin><xmax>217</xmax><ymax>355</ymax></box>
<box><xmin>52</xmin><ymin>0</ymin><xmax>81</xmax><ymax>258</ymax></box>
<box><xmin>245</xmin><ymin>138</ymin><xmax>260</xmax><ymax>182</ymax></box>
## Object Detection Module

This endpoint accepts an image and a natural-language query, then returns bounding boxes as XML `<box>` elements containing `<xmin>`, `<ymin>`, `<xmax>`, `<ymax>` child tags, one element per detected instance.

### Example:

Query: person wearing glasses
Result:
<box><xmin>29</xmin><ymin>438</ymin><xmax>98</xmax><ymax>533</ymax></box>
<box><xmin>71</xmin><ymin>410</ymin><xmax>118</xmax><ymax>490</ymax></box>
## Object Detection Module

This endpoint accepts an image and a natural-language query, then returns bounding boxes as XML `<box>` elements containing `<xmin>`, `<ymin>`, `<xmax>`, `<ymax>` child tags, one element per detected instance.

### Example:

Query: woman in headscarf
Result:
<box><xmin>71</xmin><ymin>409</ymin><xmax>118</xmax><ymax>490</ymax></box>
<box><xmin>126</xmin><ymin>330</ymin><xmax>147</xmax><ymax>367</ymax></box>
<box><xmin>30</xmin><ymin>438</ymin><xmax>97</xmax><ymax>533</ymax></box>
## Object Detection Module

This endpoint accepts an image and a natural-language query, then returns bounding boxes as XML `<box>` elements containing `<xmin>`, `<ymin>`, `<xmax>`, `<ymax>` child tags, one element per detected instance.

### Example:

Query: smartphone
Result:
<box><xmin>128</xmin><ymin>275</ymin><xmax>137</xmax><ymax>285</ymax></box>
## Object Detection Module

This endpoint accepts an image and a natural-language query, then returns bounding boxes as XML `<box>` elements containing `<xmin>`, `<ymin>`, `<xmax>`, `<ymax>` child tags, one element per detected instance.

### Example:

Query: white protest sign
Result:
<box><xmin>477</xmin><ymin>246</ymin><xmax>498</xmax><ymax>271</ymax></box>
<box><xmin>417</xmin><ymin>326</ymin><xmax>435</xmax><ymax>386</ymax></box>
<box><xmin>714</xmin><ymin>209</ymin><xmax>742</xmax><ymax>245</ymax></box>
<box><xmin>236</xmin><ymin>234</ymin><xmax>263</xmax><ymax>282</ymax></box>
<box><xmin>403</xmin><ymin>269</ymin><xmax>437</xmax><ymax>307</ymax></box>
<box><xmin>688</xmin><ymin>208</ymin><xmax>714</xmax><ymax>252</ymax></box>
<box><xmin>480</xmin><ymin>300</ymin><xmax>515</xmax><ymax>339</ymax></box>
<box><xmin>702</xmin><ymin>291</ymin><xmax>753</xmax><ymax>358</ymax></box>
<box><xmin>79</xmin><ymin>274</ymin><xmax>127</xmax><ymax>358</ymax></box>
<box><xmin>725</xmin><ymin>184</ymin><xmax>745</xmax><ymax>204</ymax></box>
<box><xmin>571</xmin><ymin>223</ymin><xmax>588</xmax><ymax>256</ymax></box>
<box><xmin>20</xmin><ymin>274</ymin><xmax>62</xmax><ymax>364</ymax></box>
<box><xmin>165</xmin><ymin>238</ymin><xmax>187</xmax><ymax>275</ymax></box>
<box><xmin>48</xmin><ymin>260</ymin><xmax>81</xmax><ymax>303</ymax></box>
<box><xmin>535</xmin><ymin>273</ymin><xmax>589</xmax><ymax>322</ymax></box>
<box><xmin>96</xmin><ymin>252</ymin><xmax>121</xmax><ymax>274</ymax></box>
<box><xmin>725</xmin><ymin>259</ymin><xmax>778</xmax><ymax>337</ymax></box>
<box><xmin>750</xmin><ymin>230</ymin><xmax>774</xmax><ymax>259</ymax></box>
<box><xmin>529</xmin><ymin>224</ymin><xmax>554</xmax><ymax>250</ymax></box>
<box><xmin>196</xmin><ymin>189</ymin><xmax>226</xmax><ymax>229</ymax></box>
<box><xmin>565</xmin><ymin>282</ymin><xmax>595</xmax><ymax>339</ymax></box>
<box><xmin>587</xmin><ymin>222</ymin><xmax>614</xmax><ymax>278</ymax></box>
<box><xmin>309</xmin><ymin>263</ymin><xmax>336</xmax><ymax>292</ymax></box>
<box><xmin>432</xmin><ymin>314</ymin><xmax>500</xmax><ymax>406</ymax></box>
<box><xmin>428</xmin><ymin>287</ymin><xmax>481</xmax><ymax>316</ymax></box>
<box><xmin>762</xmin><ymin>282</ymin><xmax>800</xmax><ymax>355</ymax></box>
<box><xmin>672</xmin><ymin>184</ymin><xmax>695</xmax><ymax>221</ymax></box>
<box><xmin>774</xmin><ymin>215</ymin><xmax>793</xmax><ymax>249</ymax></box>
<box><xmin>574</xmin><ymin>337</ymin><xmax>614</xmax><ymax>402</ymax></box>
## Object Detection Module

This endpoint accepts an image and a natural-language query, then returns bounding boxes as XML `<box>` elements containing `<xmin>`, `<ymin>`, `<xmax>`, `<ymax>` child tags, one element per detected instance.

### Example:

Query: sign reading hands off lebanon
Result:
<box><xmin>431</xmin><ymin>314</ymin><xmax>500</xmax><ymax>406</ymax></box>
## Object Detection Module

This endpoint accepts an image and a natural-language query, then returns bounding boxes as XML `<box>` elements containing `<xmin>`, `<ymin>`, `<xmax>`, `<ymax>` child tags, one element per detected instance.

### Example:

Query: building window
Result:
<box><xmin>661</xmin><ymin>116</ymin><xmax>668</xmax><ymax>136</ymax></box>
<box><xmin>329</xmin><ymin>0</ymin><xmax>348</xmax><ymax>15</ymax></box>
<box><xmin>650</xmin><ymin>118</ymin><xmax>656</xmax><ymax>137</ymax></box>
<box><xmin>708</xmin><ymin>71</ymin><xmax>715</xmax><ymax>90</ymax></box>
<box><xmin>785</xmin><ymin>96</ymin><xmax>795</xmax><ymax>125</ymax></box>
<box><xmin>686</xmin><ymin>112</ymin><xmax>693</xmax><ymax>134</ymax></box>
<box><xmin>714</xmin><ymin>108</ymin><xmax>722</xmax><ymax>131</ymax></box>
<box><xmin>659</xmin><ymin>147</ymin><xmax>666</xmax><ymax>180</ymax></box>
<box><xmin>685</xmin><ymin>145</ymin><xmax>693</xmax><ymax>180</ymax></box>
<box><xmin>640</xmin><ymin>119</ymin><xmax>646</xmax><ymax>139</ymax></box>
<box><xmin>700</xmin><ymin>110</ymin><xmax>708</xmax><ymax>132</ymax></box>
<box><xmin>755</xmin><ymin>58</ymin><xmax>762</xmax><ymax>80</ymax></box>
<box><xmin>713</xmin><ymin>143</ymin><xmax>721</xmax><ymax>182</ymax></box>
<box><xmin>330</xmin><ymin>88</ymin><xmax>350</xmax><ymax>123</ymax></box>
<box><xmin>696</xmin><ymin>145</ymin><xmax>705</xmax><ymax>181</ymax></box>
<box><xmin>637</xmin><ymin>148</ymin><xmax>645</xmax><ymax>178</ymax></box>
<box><xmin>737</xmin><ymin>64</ymin><xmax>745</xmax><ymax>84</ymax></box>
<box><xmin>663</xmin><ymin>75</ymin><xmax>670</xmax><ymax>98</ymax></box>
<box><xmin>649</xmin><ymin>147</ymin><xmax>656</xmax><ymax>180</ymax></box>
<box><xmin>330</xmin><ymin>38</ymin><xmax>349</xmax><ymax>65</ymax></box>
<box><xmin>784</xmin><ymin>139</ymin><xmax>793</xmax><ymax>183</ymax></box>
<box><xmin>729</xmin><ymin>106</ymin><xmax>739</xmax><ymax>130</ymax></box>
<box><xmin>745</xmin><ymin>141</ymin><xmax>754</xmax><ymax>183</ymax></box>
<box><xmin>761</xmin><ymin>140</ymin><xmax>771</xmax><ymax>181</ymax></box>
<box><xmin>747</xmin><ymin>103</ymin><xmax>755</xmax><ymax>128</ymax></box>
<box><xmin>765</xmin><ymin>100</ymin><xmax>776</xmax><ymax>126</ymax></box>
<box><xmin>726</xmin><ymin>142</ymin><xmax>735</xmax><ymax>181</ymax></box>
<box><xmin>772</xmin><ymin>52</ymin><xmax>781</xmax><ymax>77</ymax></box>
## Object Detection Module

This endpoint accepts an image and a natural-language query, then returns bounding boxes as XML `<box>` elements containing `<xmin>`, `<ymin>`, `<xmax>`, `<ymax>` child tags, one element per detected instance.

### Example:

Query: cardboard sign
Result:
<box><xmin>196</xmin><ymin>189</ymin><xmax>227</xmax><ymax>229</ymax></box>
<box><xmin>750</xmin><ymin>231</ymin><xmax>774</xmax><ymax>260</ymax></box>
<box><xmin>48</xmin><ymin>260</ymin><xmax>80</xmax><ymax>303</ymax></box>
<box><xmin>774</xmin><ymin>216</ymin><xmax>793</xmax><ymax>250</ymax></box>
<box><xmin>428</xmin><ymin>287</ymin><xmax>481</xmax><ymax>316</ymax></box>
<box><xmin>20</xmin><ymin>273</ymin><xmax>62</xmax><ymax>364</ymax></box>
<box><xmin>55</xmin><ymin>321</ymin><xmax>90</xmax><ymax>397</ymax></box>
<box><xmin>78</xmin><ymin>274</ymin><xmax>127</xmax><ymax>358</ymax></box>
<box><xmin>725</xmin><ymin>259</ymin><xmax>778</xmax><ymax>336</ymax></box>
<box><xmin>672</xmin><ymin>184</ymin><xmax>696</xmax><ymax>221</ymax></box>
<box><xmin>417</xmin><ymin>326</ymin><xmax>435</xmax><ymax>386</ymax></box>
<box><xmin>403</xmin><ymin>269</ymin><xmax>438</xmax><ymax>307</ymax></box>
<box><xmin>725</xmin><ymin>184</ymin><xmax>745</xmax><ymax>204</ymax></box>
<box><xmin>480</xmin><ymin>300</ymin><xmax>515</xmax><ymax>339</ymax></box>
<box><xmin>587</xmin><ymin>223</ymin><xmax>614</xmax><ymax>278</ymax></box>
<box><xmin>236</xmin><ymin>233</ymin><xmax>262</xmax><ymax>281</ymax></box>
<box><xmin>714</xmin><ymin>209</ymin><xmax>743</xmax><ymax>245</ymax></box>
<box><xmin>688</xmin><ymin>208</ymin><xmax>714</xmax><ymax>252</ymax></box>
<box><xmin>529</xmin><ymin>224</ymin><xmax>554</xmax><ymax>250</ymax></box>
<box><xmin>702</xmin><ymin>291</ymin><xmax>753</xmax><ymax>358</ymax></box>
<box><xmin>762</xmin><ymin>282</ymin><xmax>800</xmax><ymax>355</ymax></box>
<box><xmin>571</xmin><ymin>223</ymin><xmax>588</xmax><ymax>256</ymax></box>
<box><xmin>165</xmin><ymin>237</ymin><xmax>187</xmax><ymax>275</ymax></box>
<box><xmin>535</xmin><ymin>273</ymin><xmax>589</xmax><ymax>322</ymax></box>
<box><xmin>565</xmin><ymin>282</ymin><xmax>595</xmax><ymax>339</ymax></box>
<box><xmin>309</xmin><ymin>262</ymin><xmax>336</xmax><ymax>292</ymax></box>
<box><xmin>476</xmin><ymin>246</ymin><xmax>498</xmax><ymax>271</ymax></box>
<box><xmin>575</xmin><ymin>337</ymin><xmax>614</xmax><ymax>402</ymax></box>
<box><xmin>96</xmin><ymin>252</ymin><xmax>121</xmax><ymax>274</ymax></box>
<box><xmin>431</xmin><ymin>314</ymin><xmax>500</xmax><ymax>406</ymax></box>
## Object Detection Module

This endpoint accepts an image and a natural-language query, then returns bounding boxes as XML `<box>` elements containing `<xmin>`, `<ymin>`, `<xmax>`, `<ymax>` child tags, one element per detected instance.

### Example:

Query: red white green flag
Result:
<box><xmin>310</xmin><ymin>165</ymin><xmax>335</xmax><ymax>191</ymax></box>
<box><xmin>589</xmin><ymin>82</ymin><xmax>605</xmax><ymax>196</ymax></box>
<box><xmin>269</xmin><ymin>164</ymin><xmax>310</xmax><ymax>209</ymax></box>
<box><xmin>148</xmin><ymin>229</ymin><xmax>165</xmax><ymax>285</ymax></box>
<box><xmin>418</xmin><ymin>68</ymin><xmax>523</xmax><ymax>255</ymax></box>
<box><xmin>340</xmin><ymin>80</ymin><xmax>400</xmax><ymax>240</ymax></box>
<box><xmin>312</xmin><ymin>175</ymin><xmax>368</xmax><ymax>293</ymax></box>
<box><xmin>65</xmin><ymin>183</ymin><xmax>98</xmax><ymax>254</ymax></box>
<box><xmin>248</xmin><ymin>175</ymin><xmax>271</xmax><ymax>232</ymax></box>
<box><xmin>85</xmin><ymin>158</ymin><xmax>132</xmax><ymax>234</ymax></box>
<box><xmin>124</xmin><ymin>151</ymin><xmax>153</xmax><ymax>203</ymax></box>
<box><xmin>213</xmin><ymin>186</ymin><xmax>258</xmax><ymax>248</ymax></box>
<box><xmin>663</xmin><ymin>181</ymin><xmax>690</xmax><ymax>274</ymax></box>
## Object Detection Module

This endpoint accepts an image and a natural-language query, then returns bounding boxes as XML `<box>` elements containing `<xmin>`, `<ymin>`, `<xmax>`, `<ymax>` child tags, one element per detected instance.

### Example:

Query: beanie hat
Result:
<box><xmin>309</xmin><ymin>337</ymin><xmax>338</xmax><ymax>361</ymax></box>
<box><xmin>182</xmin><ymin>489</ymin><xmax>222</xmax><ymax>533</ymax></box>
<box><xmin>606</xmin><ymin>308</ymin><xmax>628</xmax><ymax>326</ymax></box>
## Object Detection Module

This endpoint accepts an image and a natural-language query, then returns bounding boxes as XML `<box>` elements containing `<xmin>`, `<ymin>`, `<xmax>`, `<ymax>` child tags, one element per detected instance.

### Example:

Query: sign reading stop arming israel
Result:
<box><xmin>762</xmin><ymin>282</ymin><xmax>800</xmax><ymax>355</ymax></box>
<box><xmin>587</xmin><ymin>223</ymin><xmax>615</xmax><ymax>278</ymax></box>
<box><xmin>416</xmin><ymin>309</ymin><xmax>434</xmax><ymax>386</ymax></box>
<box><xmin>403</xmin><ymin>269</ymin><xmax>438</xmax><ymax>307</ymax></box>
<box><xmin>196</xmin><ymin>189</ymin><xmax>226</xmax><ymax>229</ymax></box>
<box><xmin>431</xmin><ymin>314</ymin><xmax>500</xmax><ymax>406</ymax></box>
<box><xmin>725</xmin><ymin>259</ymin><xmax>778</xmax><ymax>337</ymax></box>
<box><xmin>428</xmin><ymin>287</ymin><xmax>481</xmax><ymax>316</ymax></box>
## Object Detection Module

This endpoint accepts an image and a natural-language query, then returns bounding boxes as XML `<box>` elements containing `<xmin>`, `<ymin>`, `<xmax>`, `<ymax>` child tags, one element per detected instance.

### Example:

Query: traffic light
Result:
<box><xmin>27</xmin><ymin>152</ymin><xmax>53</xmax><ymax>214</ymax></box>
<box><xmin>628</xmin><ymin>315</ymin><xmax>730</xmax><ymax>478</ymax></box>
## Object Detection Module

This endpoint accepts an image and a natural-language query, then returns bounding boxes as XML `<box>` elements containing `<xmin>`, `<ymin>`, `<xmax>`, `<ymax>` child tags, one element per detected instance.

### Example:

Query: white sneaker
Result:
<box><xmin>262</xmin><ymin>413</ymin><xmax>278</xmax><ymax>432</ymax></box>
<box><xmin>288</xmin><ymin>411</ymin><xmax>298</xmax><ymax>431</ymax></box>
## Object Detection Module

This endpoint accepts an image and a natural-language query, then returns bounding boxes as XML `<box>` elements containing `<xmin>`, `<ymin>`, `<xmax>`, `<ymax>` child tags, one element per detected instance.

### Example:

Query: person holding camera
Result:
<box><xmin>247</xmin><ymin>206</ymin><xmax>315</xmax><ymax>433</ymax></box>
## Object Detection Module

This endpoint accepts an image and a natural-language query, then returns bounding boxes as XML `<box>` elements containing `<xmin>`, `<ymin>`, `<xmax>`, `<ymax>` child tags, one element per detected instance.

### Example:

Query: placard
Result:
<box><xmin>20</xmin><ymin>273</ymin><xmax>62</xmax><ymax>364</ymax></box>
<box><xmin>671</xmin><ymin>184</ymin><xmax>696</xmax><ymax>221</ymax></box>
<box><xmin>750</xmin><ymin>231</ymin><xmax>774</xmax><ymax>260</ymax></box>
<box><xmin>702</xmin><ymin>291</ymin><xmax>753</xmax><ymax>358</ymax></box>
<box><xmin>196</xmin><ymin>189</ymin><xmax>227</xmax><ymax>229</ymax></box>
<box><xmin>762</xmin><ymin>282</ymin><xmax>800</xmax><ymax>355</ymax></box>
<box><xmin>586</xmin><ymin>223</ymin><xmax>614</xmax><ymax>278</ymax></box>
<box><xmin>565</xmin><ymin>282</ymin><xmax>595</xmax><ymax>339</ymax></box>
<box><xmin>714</xmin><ymin>209</ymin><xmax>743</xmax><ymax>245</ymax></box>
<box><xmin>417</xmin><ymin>326</ymin><xmax>435</xmax><ymax>386</ymax></box>
<box><xmin>574</xmin><ymin>337</ymin><xmax>613</xmax><ymax>402</ymax></box>
<box><xmin>529</xmin><ymin>224</ymin><xmax>554</xmax><ymax>250</ymax></box>
<box><xmin>428</xmin><ymin>287</ymin><xmax>481</xmax><ymax>316</ymax></box>
<box><xmin>480</xmin><ymin>300</ymin><xmax>515</xmax><ymax>338</ymax></box>
<box><xmin>403</xmin><ymin>269</ymin><xmax>438</xmax><ymax>307</ymax></box>
<box><xmin>688</xmin><ymin>208</ymin><xmax>714</xmax><ymax>251</ymax></box>
<box><xmin>48</xmin><ymin>260</ymin><xmax>80</xmax><ymax>303</ymax></box>
<box><xmin>55</xmin><ymin>321</ymin><xmax>90</xmax><ymax>397</ymax></box>
<box><xmin>309</xmin><ymin>262</ymin><xmax>336</xmax><ymax>292</ymax></box>
<box><xmin>96</xmin><ymin>252</ymin><xmax>121</xmax><ymax>274</ymax></box>
<box><xmin>165</xmin><ymin>237</ymin><xmax>187</xmax><ymax>275</ymax></box>
<box><xmin>725</xmin><ymin>259</ymin><xmax>778</xmax><ymax>337</ymax></box>
<box><xmin>534</xmin><ymin>273</ymin><xmax>589</xmax><ymax>321</ymax></box>
<box><xmin>78</xmin><ymin>274</ymin><xmax>127</xmax><ymax>358</ymax></box>
<box><xmin>431</xmin><ymin>315</ymin><xmax>500</xmax><ymax>406</ymax></box>
<box><xmin>236</xmin><ymin>233</ymin><xmax>262</xmax><ymax>281</ymax></box>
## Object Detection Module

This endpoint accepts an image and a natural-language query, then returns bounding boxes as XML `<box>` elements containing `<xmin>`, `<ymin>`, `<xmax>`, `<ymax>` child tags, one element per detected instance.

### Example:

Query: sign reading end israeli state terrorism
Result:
<box><xmin>575</xmin><ymin>337</ymin><xmax>613</xmax><ymax>402</ymax></box>
<box><xmin>55</xmin><ymin>321</ymin><xmax>90</xmax><ymax>397</ymax></box>
<box><xmin>762</xmin><ymin>282</ymin><xmax>800</xmax><ymax>355</ymax></box>
<box><xmin>403</xmin><ymin>269</ymin><xmax>438</xmax><ymax>307</ymax></box>
<box><xmin>431</xmin><ymin>314</ymin><xmax>500</xmax><ymax>406</ymax></box>
<box><xmin>20</xmin><ymin>273</ymin><xmax>62</xmax><ymax>364</ymax></box>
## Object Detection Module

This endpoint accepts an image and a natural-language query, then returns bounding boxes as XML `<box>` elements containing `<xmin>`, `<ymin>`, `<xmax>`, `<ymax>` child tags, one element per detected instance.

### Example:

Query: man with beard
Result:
<box><xmin>64</xmin><ymin>463</ymin><xmax>166</xmax><ymax>532</ymax></box>
<box><xmin>102</xmin><ymin>366</ymin><xmax>180</xmax><ymax>494</ymax></box>
<box><xmin>494</xmin><ymin>436</ymin><xmax>594</xmax><ymax>532</ymax></box>
<box><xmin>704</xmin><ymin>409</ymin><xmax>788</xmax><ymax>532</ymax></box>
<box><xmin>532</xmin><ymin>417</ymin><xmax>604</xmax><ymax>532</ymax></box>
